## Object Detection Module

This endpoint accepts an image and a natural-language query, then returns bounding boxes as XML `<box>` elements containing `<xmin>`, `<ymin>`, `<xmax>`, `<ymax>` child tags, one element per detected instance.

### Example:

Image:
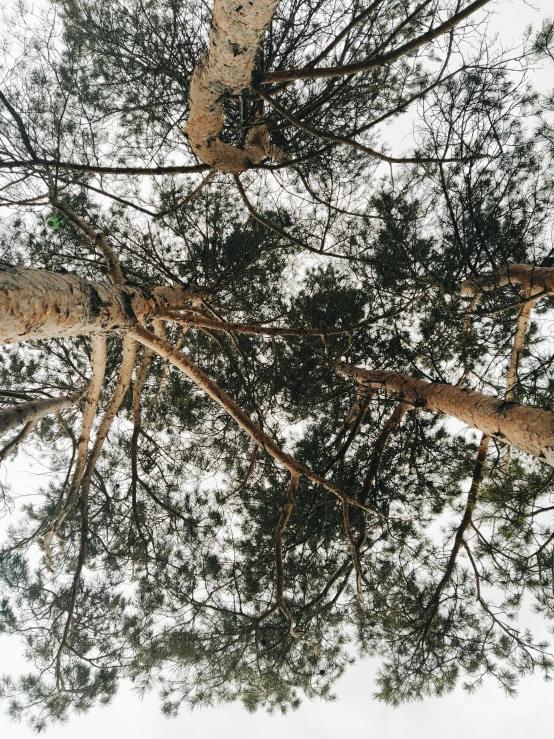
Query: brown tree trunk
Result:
<box><xmin>336</xmin><ymin>363</ymin><xmax>554</xmax><ymax>465</ymax></box>
<box><xmin>0</xmin><ymin>390</ymin><xmax>82</xmax><ymax>436</ymax></box>
<box><xmin>186</xmin><ymin>0</ymin><xmax>280</xmax><ymax>171</ymax></box>
<box><xmin>0</xmin><ymin>263</ymin><xmax>203</xmax><ymax>344</ymax></box>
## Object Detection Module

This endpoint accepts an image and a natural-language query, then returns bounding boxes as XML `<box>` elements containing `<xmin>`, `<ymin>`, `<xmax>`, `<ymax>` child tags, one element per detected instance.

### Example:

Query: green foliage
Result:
<box><xmin>1</xmin><ymin>0</ymin><xmax>554</xmax><ymax>731</ymax></box>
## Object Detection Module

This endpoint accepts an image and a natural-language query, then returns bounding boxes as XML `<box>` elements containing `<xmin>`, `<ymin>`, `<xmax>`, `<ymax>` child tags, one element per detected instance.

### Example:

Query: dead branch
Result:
<box><xmin>221</xmin><ymin>443</ymin><xmax>260</xmax><ymax>503</ymax></box>
<box><xmin>0</xmin><ymin>421</ymin><xmax>37</xmax><ymax>463</ymax></box>
<box><xmin>342</xmin><ymin>496</ymin><xmax>364</xmax><ymax>606</ymax></box>
<box><xmin>360</xmin><ymin>401</ymin><xmax>408</xmax><ymax>498</ymax></box>
<box><xmin>131</xmin><ymin>344</ymin><xmax>154</xmax><ymax>530</ymax></box>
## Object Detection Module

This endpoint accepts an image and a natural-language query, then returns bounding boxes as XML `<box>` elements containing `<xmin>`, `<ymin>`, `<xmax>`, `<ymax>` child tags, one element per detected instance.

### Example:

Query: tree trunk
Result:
<box><xmin>336</xmin><ymin>364</ymin><xmax>554</xmax><ymax>465</ymax></box>
<box><xmin>0</xmin><ymin>390</ymin><xmax>82</xmax><ymax>436</ymax></box>
<box><xmin>186</xmin><ymin>0</ymin><xmax>280</xmax><ymax>171</ymax></box>
<box><xmin>0</xmin><ymin>263</ymin><xmax>204</xmax><ymax>345</ymax></box>
<box><xmin>460</xmin><ymin>264</ymin><xmax>554</xmax><ymax>297</ymax></box>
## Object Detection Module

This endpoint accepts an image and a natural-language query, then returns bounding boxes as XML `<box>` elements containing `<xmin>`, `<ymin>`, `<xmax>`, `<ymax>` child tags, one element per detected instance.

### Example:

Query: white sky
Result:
<box><xmin>1</xmin><ymin>0</ymin><xmax>554</xmax><ymax>736</ymax></box>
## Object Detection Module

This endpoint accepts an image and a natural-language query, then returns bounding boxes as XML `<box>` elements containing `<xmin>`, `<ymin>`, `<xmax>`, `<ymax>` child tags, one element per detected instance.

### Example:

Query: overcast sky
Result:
<box><xmin>1</xmin><ymin>0</ymin><xmax>554</xmax><ymax>736</ymax></box>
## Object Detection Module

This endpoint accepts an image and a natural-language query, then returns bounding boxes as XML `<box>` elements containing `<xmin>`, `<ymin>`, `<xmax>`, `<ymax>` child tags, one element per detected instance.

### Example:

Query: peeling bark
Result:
<box><xmin>0</xmin><ymin>263</ymin><xmax>204</xmax><ymax>345</ymax></box>
<box><xmin>186</xmin><ymin>0</ymin><xmax>280</xmax><ymax>171</ymax></box>
<box><xmin>505</xmin><ymin>301</ymin><xmax>534</xmax><ymax>402</ymax></box>
<box><xmin>460</xmin><ymin>264</ymin><xmax>554</xmax><ymax>298</ymax></box>
<box><xmin>0</xmin><ymin>390</ymin><xmax>82</xmax><ymax>436</ymax></box>
<box><xmin>337</xmin><ymin>364</ymin><xmax>554</xmax><ymax>465</ymax></box>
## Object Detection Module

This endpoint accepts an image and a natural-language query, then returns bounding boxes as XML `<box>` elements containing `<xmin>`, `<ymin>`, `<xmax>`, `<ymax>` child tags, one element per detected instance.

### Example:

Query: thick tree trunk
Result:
<box><xmin>0</xmin><ymin>390</ymin><xmax>82</xmax><ymax>436</ymax></box>
<box><xmin>336</xmin><ymin>364</ymin><xmax>554</xmax><ymax>465</ymax></box>
<box><xmin>186</xmin><ymin>0</ymin><xmax>280</xmax><ymax>171</ymax></box>
<box><xmin>0</xmin><ymin>263</ymin><xmax>203</xmax><ymax>345</ymax></box>
<box><xmin>460</xmin><ymin>264</ymin><xmax>554</xmax><ymax>297</ymax></box>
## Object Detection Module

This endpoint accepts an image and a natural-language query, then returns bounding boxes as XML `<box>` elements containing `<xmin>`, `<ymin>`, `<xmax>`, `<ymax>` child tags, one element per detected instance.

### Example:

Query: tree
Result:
<box><xmin>1</xmin><ymin>0</ymin><xmax>554</xmax><ymax>730</ymax></box>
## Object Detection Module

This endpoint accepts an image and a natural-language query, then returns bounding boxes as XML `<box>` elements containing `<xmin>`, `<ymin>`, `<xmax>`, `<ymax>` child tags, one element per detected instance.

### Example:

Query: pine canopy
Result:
<box><xmin>1</xmin><ymin>0</ymin><xmax>554</xmax><ymax>730</ymax></box>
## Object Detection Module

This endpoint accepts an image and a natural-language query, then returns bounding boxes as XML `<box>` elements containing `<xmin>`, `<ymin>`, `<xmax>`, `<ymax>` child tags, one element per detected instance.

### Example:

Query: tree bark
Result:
<box><xmin>505</xmin><ymin>301</ymin><xmax>534</xmax><ymax>401</ymax></box>
<box><xmin>460</xmin><ymin>264</ymin><xmax>554</xmax><ymax>297</ymax></box>
<box><xmin>336</xmin><ymin>364</ymin><xmax>554</xmax><ymax>465</ymax></box>
<box><xmin>0</xmin><ymin>263</ymin><xmax>204</xmax><ymax>345</ymax></box>
<box><xmin>0</xmin><ymin>390</ymin><xmax>82</xmax><ymax>436</ymax></box>
<box><xmin>186</xmin><ymin>0</ymin><xmax>280</xmax><ymax>171</ymax></box>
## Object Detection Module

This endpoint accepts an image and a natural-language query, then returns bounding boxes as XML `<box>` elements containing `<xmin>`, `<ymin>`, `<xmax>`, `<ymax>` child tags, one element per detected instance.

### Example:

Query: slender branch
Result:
<box><xmin>306</xmin><ymin>0</ymin><xmax>386</xmax><ymax>70</ymax></box>
<box><xmin>421</xmin><ymin>434</ymin><xmax>489</xmax><ymax>633</ymax></box>
<box><xmin>54</xmin><ymin>336</ymin><xmax>136</xmax><ymax>688</ymax></box>
<box><xmin>342</xmin><ymin>496</ymin><xmax>364</xmax><ymax>606</ymax></box>
<box><xmin>360</xmin><ymin>401</ymin><xmax>408</xmax><ymax>500</ymax></box>
<box><xmin>259</xmin><ymin>0</ymin><xmax>492</xmax><ymax>83</ymax></box>
<box><xmin>129</xmin><ymin>325</ymin><xmax>380</xmax><ymax>515</ymax></box>
<box><xmin>221</xmin><ymin>443</ymin><xmax>260</xmax><ymax>502</ymax></box>
<box><xmin>259</xmin><ymin>88</ymin><xmax>476</xmax><ymax>165</ymax></box>
<box><xmin>274</xmin><ymin>472</ymin><xmax>300</xmax><ymax>635</ymax></box>
<box><xmin>131</xmin><ymin>340</ymin><xmax>155</xmax><ymax>531</ymax></box>
<box><xmin>44</xmin><ymin>335</ymin><xmax>106</xmax><ymax>571</ymax></box>
<box><xmin>155</xmin><ymin>170</ymin><xmax>217</xmax><ymax>218</ymax></box>
<box><xmin>0</xmin><ymin>89</ymin><xmax>38</xmax><ymax>159</ymax></box>
<box><xmin>49</xmin><ymin>195</ymin><xmax>125</xmax><ymax>285</ymax></box>
<box><xmin>159</xmin><ymin>309</ymin><xmax>353</xmax><ymax>337</ymax></box>
<box><xmin>0</xmin><ymin>421</ymin><xmax>36</xmax><ymax>463</ymax></box>
<box><xmin>505</xmin><ymin>301</ymin><xmax>535</xmax><ymax>402</ymax></box>
<box><xmin>79</xmin><ymin>335</ymin><xmax>137</xmax><ymax>491</ymax></box>
<box><xmin>234</xmin><ymin>174</ymin><xmax>361</xmax><ymax>260</ymax></box>
<box><xmin>323</xmin><ymin>391</ymin><xmax>373</xmax><ymax>473</ymax></box>
<box><xmin>0</xmin><ymin>158</ymin><xmax>210</xmax><ymax>175</ymax></box>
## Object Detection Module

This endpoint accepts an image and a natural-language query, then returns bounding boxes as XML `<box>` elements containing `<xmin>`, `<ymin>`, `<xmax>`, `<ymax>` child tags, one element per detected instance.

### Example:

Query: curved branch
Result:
<box><xmin>130</xmin><ymin>325</ymin><xmax>380</xmax><ymax>515</ymax></box>
<box><xmin>259</xmin><ymin>88</ymin><xmax>476</xmax><ymax>165</ymax></box>
<box><xmin>185</xmin><ymin>0</ymin><xmax>280</xmax><ymax>171</ymax></box>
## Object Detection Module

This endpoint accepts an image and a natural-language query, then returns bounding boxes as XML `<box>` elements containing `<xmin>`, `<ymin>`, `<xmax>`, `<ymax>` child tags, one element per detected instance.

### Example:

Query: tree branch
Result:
<box><xmin>130</xmin><ymin>325</ymin><xmax>380</xmax><ymax>515</ymax></box>
<box><xmin>259</xmin><ymin>0</ymin><xmax>492</xmax><ymax>83</ymax></box>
